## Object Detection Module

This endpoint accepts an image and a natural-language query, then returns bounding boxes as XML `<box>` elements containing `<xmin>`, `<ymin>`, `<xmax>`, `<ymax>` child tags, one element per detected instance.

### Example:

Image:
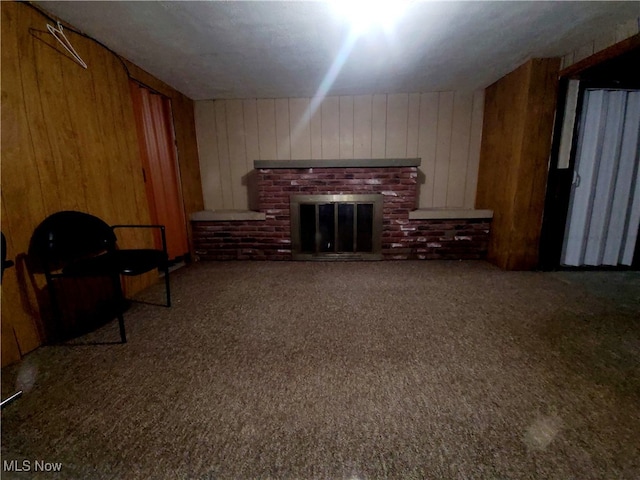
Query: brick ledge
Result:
<box><xmin>190</xmin><ymin>210</ymin><xmax>266</xmax><ymax>222</ymax></box>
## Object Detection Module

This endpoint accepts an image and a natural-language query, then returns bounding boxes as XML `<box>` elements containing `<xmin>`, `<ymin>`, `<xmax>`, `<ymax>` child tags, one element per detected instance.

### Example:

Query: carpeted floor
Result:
<box><xmin>1</xmin><ymin>261</ymin><xmax>639</xmax><ymax>479</ymax></box>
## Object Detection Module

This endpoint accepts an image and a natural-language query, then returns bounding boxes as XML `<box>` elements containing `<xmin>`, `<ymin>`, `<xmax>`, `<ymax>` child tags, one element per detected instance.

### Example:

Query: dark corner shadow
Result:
<box><xmin>242</xmin><ymin>170</ymin><xmax>259</xmax><ymax>211</ymax></box>
<box><xmin>129</xmin><ymin>298</ymin><xmax>171</xmax><ymax>308</ymax></box>
<box><xmin>18</xmin><ymin>250</ymin><xmax>130</xmax><ymax>345</ymax></box>
<box><xmin>416</xmin><ymin>168</ymin><xmax>426</xmax><ymax>208</ymax></box>
<box><xmin>14</xmin><ymin>253</ymin><xmax>48</xmax><ymax>342</ymax></box>
<box><xmin>54</xmin><ymin>340</ymin><xmax>126</xmax><ymax>347</ymax></box>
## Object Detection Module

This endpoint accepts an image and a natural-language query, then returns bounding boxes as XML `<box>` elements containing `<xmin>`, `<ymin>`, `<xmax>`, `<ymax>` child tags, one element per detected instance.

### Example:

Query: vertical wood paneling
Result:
<box><xmin>0</xmin><ymin>38</ymin><xmax>45</xmax><ymax>360</ymax></box>
<box><xmin>371</xmin><ymin>94</ymin><xmax>387</xmax><ymax>158</ymax></box>
<box><xmin>110</xmin><ymin>69</ymin><xmax>146</xmax><ymax>227</ymax></box>
<box><xmin>243</xmin><ymin>98</ymin><xmax>260</xmax><ymax>209</ymax></box>
<box><xmin>243</xmin><ymin>99</ymin><xmax>260</xmax><ymax>171</ymax></box>
<box><xmin>214</xmin><ymin>101</ymin><xmax>233</xmax><ymax>208</ymax></box>
<box><xmin>257</xmin><ymin>99</ymin><xmax>277</xmax><ymax>159</ymax></box>
<box><xmin>275</xmin><ymin>98</ymin><xmax>291</xmax><ymax>160</ymax></box>
<box><xmin>321</xmin><ymin>96</ymin><xmax>340</xmax><ymax>159</ymax></box>
<box><xmin>196</xmin><ymin>91</ymin><xmax>484</xmax><ymax>212</ymax></box>
<box><xmin>95</xmin><ymin>43</ymin><xmax>134</xmax><ymax>221</ymax></box>
<box><xmin>339</xmin><ymin>96</ymin><xmax>354</xmax><ymax>159</ymax></box>
<box><xmin>447</xmin><ymin>91</ymin><xmax>474</xmax><ymax>207</ymax></box>
<box><xmin>30</xmin><ymin>30</ymin><xmax>77</xmax><ymax>213</ymax></box>
<box><xmin>310</xmin><ymin>99</ymin><xmax>323</xmax><ymax>159</ymax></box>
<box><xmin>417</xmin><ymin>93</ymin><xmax>439</xmax><ymax>208</ymax></box>
<box><xmin>35</xmin><ymin>35</ymin><xmax>85</xmax><ymax>212</ymax></box>
<box><xmin>433</xmin><ymin>92</ymin><xmax>454</xmax><ymax>206</ymax></box>
<box><xmin>1</xmin><ymin>2</ymin><xmax>202</xmax><ymax>365</ymax></box>
<box><xmin>353</xmin><ymin>95</ymin><xmax>372</xmax><ymax>158</ymax></box>
<box><xmin>195</xmin><ymin>101</ymin><xmax>223</xmax><ymax>209</ymax></box>
<box><xmin>476</xmin><ymin>68</ymin><xmax>525</xmax><ymax>268</ymax></box>
<box><xmin>169</xmin><ymin>92</ymin><xmax>204</xmax><ymax>224</ymax></box>
<box><xmin>476</xmin><ymin>59</ymin><xmax>560</xmax><ymax>270</ymax></box>
<box><xmin>289</xmin><ymin>98</ymin><xmax>311</xmax><ymax>159</ymax></box>
<box><xmin>514</xmin><ymin>59</ymin><xmax>562</xmax><ymax>269</ymax></box>
<box><xmin>464</xmin><ymin>90</ymin><xmax>485</xmax><ymax>208</ymax></box>
<box><xmin>226</xmin><ymin>99</ymin><xmax>249</xmax><ymax>209</ymax></box>
<box><xmin>2</xmin><ymin>9</ymin><xmax>47</xmax><ymax>241</ymax></box>
<box><xmin>67</xmin><ymin>44</ymin><xmax>112</xmax><ymax>217</ymax></box>
<box><xmin>0</xmin><ymin>7</ymin><xmax>52</xmax><ymax>354</ymax></box>
<box><xmin>385</xmin><ymin>93</ymin><xmax>409</xmax><ymax>158</ymax></box>
<box><xmin>406</xmin><ymin>93</ymin><xmax>421</xmax><ymax>158</ymax></box>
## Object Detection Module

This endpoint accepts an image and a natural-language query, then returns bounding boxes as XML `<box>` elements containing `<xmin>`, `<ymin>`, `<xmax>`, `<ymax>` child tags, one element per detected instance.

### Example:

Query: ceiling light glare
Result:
<box><xmin>330</xmin><ymin>0</ymin><xmax>412</xmax><ymax>35</ymax></box>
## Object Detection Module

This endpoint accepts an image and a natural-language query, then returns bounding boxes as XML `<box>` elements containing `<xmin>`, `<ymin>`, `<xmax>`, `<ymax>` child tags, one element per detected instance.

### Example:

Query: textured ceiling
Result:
<box><xmin>37</xmin><ymin>1</ymin><xmax>639</xmax><ymax>100</ymax></box>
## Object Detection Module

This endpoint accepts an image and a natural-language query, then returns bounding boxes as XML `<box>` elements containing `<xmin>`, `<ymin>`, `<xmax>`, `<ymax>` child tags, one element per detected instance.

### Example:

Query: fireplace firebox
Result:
<box><xmin>290</xmin><ymin>194</ymin><xmax>383</xmax><ymax>260</ymax></box>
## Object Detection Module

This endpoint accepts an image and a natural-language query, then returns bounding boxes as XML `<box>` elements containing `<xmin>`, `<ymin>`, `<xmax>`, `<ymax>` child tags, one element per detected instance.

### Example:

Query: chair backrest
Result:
<box><xmin>29</xmin><ymin>211</ymin><xmax>117</xmax><ymax>270</ymax></box>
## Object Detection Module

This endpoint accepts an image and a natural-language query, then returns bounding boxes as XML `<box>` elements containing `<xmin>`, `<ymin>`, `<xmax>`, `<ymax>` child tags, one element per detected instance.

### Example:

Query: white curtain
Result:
<box><xmin>561</xmin><ymin>89</ymin><xmax>640</xmax><ymax>266</ymax></box>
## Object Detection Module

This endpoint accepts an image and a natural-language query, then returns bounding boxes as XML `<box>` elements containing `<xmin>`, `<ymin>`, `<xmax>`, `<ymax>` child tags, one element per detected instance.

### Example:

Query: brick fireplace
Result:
<box><xmin>192</xmin><ymin>159</ymin><xmax>492</xmax><ymax>260</ymax></box>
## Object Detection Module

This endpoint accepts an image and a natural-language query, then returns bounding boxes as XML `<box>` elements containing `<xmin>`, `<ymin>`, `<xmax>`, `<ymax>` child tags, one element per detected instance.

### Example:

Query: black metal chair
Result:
<box><xmin>28</xmin><ymin>211</ymin><xmax>171</xmax><ymax>343</ymax></box>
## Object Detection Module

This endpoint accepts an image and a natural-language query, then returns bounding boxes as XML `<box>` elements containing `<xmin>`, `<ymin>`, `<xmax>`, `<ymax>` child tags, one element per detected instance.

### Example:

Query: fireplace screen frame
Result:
<box><xmin>290</xmin><ymin>194</ymin><xmax>383</xmax><ymax>260</ymax></box>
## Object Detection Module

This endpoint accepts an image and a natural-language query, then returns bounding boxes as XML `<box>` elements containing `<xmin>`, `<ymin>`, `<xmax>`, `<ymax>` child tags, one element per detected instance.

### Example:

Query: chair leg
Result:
<box><xmin>45</xmin><ymin>276</ymin><xmax>63</xmax><ymax>343</ymax></box>
<box><xmin>110</xmin><ymin>273</ymin><xmax>127</xmax><ymax>343</ymax></box>
<box><xmin>117</xmin><ymin>313</ymin><xmax>127</xmax><ymax>343</ymax></box>
<box><xmin>164</xmin><ymin>265</ymin><xmax>171</xmax><ymax>307</ymax></box>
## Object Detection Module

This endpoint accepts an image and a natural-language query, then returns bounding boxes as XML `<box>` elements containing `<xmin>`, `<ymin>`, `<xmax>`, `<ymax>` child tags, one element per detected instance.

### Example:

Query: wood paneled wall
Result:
<box><xmin>476</xmin><ymin>58</ymin><xmax>561</xmax><ymax>270</ymax></box>
<box><xmin>0</xmin><ymin>2</ymin><xmax>202</xmax><ymax>366</ymax></box>
<box><xmin>195</xmin><ymin>91</ymin><xmax>484</xmax><ymax>211</ymax></box>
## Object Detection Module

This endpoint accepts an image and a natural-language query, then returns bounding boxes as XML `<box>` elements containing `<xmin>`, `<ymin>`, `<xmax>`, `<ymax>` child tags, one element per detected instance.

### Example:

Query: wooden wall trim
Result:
<box><xmin>560</xmin><ymin>33</ymin><xmax>640</xmax><ymax>78</ymax></box>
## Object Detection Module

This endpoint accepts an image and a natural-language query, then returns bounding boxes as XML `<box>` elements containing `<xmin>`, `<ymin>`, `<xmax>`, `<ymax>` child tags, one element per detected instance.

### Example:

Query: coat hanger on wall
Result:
<box><xmin>46</xmin><ymin>21</ymin><xmax>88</xmax><ymax>69</ymax></box>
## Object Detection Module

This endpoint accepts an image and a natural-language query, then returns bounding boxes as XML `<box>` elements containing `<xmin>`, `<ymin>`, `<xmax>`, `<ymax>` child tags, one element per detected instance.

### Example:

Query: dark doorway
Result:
<box><xmin>539</xmin><ymin>44</ymin><xmax>640</xmax><ymax>270</ymax></box>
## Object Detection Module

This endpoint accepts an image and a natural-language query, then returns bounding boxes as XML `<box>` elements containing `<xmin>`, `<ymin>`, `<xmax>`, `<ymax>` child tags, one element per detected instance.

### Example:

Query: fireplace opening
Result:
<box><xmin>291</xmin><ymin>194</ymin><xmax>383</xmax><ymax>260</ymax></box>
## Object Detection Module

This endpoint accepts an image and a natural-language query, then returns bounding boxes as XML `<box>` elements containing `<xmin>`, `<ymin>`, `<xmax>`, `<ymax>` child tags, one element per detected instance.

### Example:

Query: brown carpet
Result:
<box><xmin>2</xmin><ymin>261</ymin><xmax>639</xmax><ymax>479</ymax></box>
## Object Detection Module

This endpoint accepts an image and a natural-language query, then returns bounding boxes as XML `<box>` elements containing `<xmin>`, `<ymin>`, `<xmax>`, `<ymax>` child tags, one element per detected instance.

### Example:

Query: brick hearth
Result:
<box><xmin>192</xmin><ymin>160</ymin><xmax>491</xmax><ymax>261</ymax></box>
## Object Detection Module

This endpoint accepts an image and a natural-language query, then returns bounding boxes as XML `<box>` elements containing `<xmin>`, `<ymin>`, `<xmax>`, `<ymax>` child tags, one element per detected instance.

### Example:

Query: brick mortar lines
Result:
<box><xmin>194</xmin><ymin>167</ymin><xmax>489</xmax><ymax>260</ymax></box>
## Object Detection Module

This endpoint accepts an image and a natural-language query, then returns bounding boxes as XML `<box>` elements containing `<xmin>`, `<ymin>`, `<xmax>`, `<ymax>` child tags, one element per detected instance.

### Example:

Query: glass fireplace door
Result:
<box><xmin>291</xmin><ymin>194</ymin><xmax>382</xmax><ymax>260</ymax></box>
